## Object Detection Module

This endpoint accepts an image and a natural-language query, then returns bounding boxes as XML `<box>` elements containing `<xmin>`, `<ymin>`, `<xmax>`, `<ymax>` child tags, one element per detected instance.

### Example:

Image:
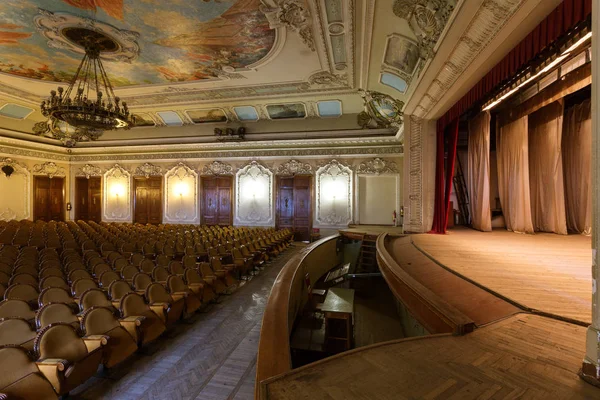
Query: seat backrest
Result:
<box><xmin>132</xmin><ymin>273</ymin><xmax>152</xmax><ymax>292</ymax></box>
<box><xmin>131</xmin><ymin>253</ymin><xmax>145</xmax><ymax>267</ymax></box>
<box><xmin>108</xmin><ymin>280</ymin><xmax>132</xmax><ymax>301</ymax></box>
<box><xmin>71</xmin><ymin>278</ymin><xmax>98</xmax><ymax>298</ymax></box>
<box><xmin>39</xmin><ymin>267</ymin><xmax>64</xmax><ymax>280</ymax></box>
<box><xmin>145</xmin><ymin>283</ymin><xmax>171</xmax><ymax>304</ymax></box>
<box><xmin>156</xmin><ymin>254</ymin><xmax>170</xmax><ymax>267</ymax></box>
<box><xmin>38</xmin><ymin>287</ymin><xmax>73</xmax><ymax>308</ymax></box>
<box><xmin>81</xmin><ymin>306</ymin><xmax>120</xmax><ymax>335</ymax></box>
<box><xmin>121</xmin><ymin>265</ymin><xmax>139</xmax><ymax>281</ymax></box>
<box><xmin>9</xmin><ymin>273</ymin><xmax>38</xmax><ymax>287</ymax></box>
<box><xmin>92</xmin><ymin>263</ymin><xmax>112</xmax><ymax>277</ymax></box>
<box><xmin>0</xmin><ymin>345</ymin><xmax>41</xmax><ymax>391</ymax></box>
<box><xmin>68</xmin><ymin>269</ymin><xmax>92</xmax><ymax>283</ymax></box>
<box><xmin>198</xmin><ymin>262</ymin><xmax>213</xmax><ymax>278</ymax></box>
<box><xmin>0</xmin><ymin>299</ymin><xmax>34</xmax><ymax>320</ymax></box>
<box><xmin>0</xmin><ymin>318</ymin><xmax>35</xmax><ymax>347</ymax></box>
<box><xmin>80</xmin><ymin>288</ymin><xmax>113</xmax><ymax>311</ymax></box>
<box><xmin>4</xmin><ymin>284</ymin><xmax>38</xmax><ymax>304</ymax></box>
<box><xmin>184</xmin><ymin>268</ymin><xmax>203</xmax><ymax>284</ymax></box>
<box><xmin>119</xmin><ymin>292</ymin><xmax>149</xmax><ymax>317</ymax></box>
<box><xmin>152</xmin><ymin>266</ymin><xmax>170</xmax><ymax>283</ymax></box>
<box><xmin>36</xmin><ymin>303</ymin><xmax>79</xmax><ymax>330</ymax></box>
<box><xmin>169</xmin><ymin>261</ymin><xmax>185</xmax><ymax>276</ymax></box>
<box><xmin>99</xmin><ymin>270</ymin><xmax>120</xmax><ymax>288</ymax></box>
<box><xmin>0</xmin><ymin>272</ymin><xmax>8</xmax><ymax>286</ymax></box>
<box><xmin>140</xmin><ymin>259</ymin><xmax>155</xmax><ymax>274</ymax></box>
<box><xmin>39</xmin><ymin>276</ymin><xmax>69</xmax><ymax>291</ymax></box>
<box><xmin>34</xmin><ymin>323</ymin><xmax>88</xmax><ymax>362</ymax></box>
<box><xmin>167</xmin><ymin>275</ymin><xmax>187</xmax><ymax>294</ymax></box>
<box><xmin>113</xmin><ymin>258</ymin><xmax>129</xmax><ymax>272</ymax></box>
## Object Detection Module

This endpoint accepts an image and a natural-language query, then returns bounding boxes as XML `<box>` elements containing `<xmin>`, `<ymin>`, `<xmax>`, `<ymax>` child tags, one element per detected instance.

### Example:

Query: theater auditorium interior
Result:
<box><xmin>0</xmin><ymin>0</ymin><xmax>598</xmax><ymax>399</ymax></box>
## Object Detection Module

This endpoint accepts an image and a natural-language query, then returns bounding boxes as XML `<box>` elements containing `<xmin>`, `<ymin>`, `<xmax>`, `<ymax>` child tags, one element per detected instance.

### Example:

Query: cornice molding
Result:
<box><xmin>356</xmin><ymin>157</ymin><xmax>398</xmax><ymax>175</ymax></box>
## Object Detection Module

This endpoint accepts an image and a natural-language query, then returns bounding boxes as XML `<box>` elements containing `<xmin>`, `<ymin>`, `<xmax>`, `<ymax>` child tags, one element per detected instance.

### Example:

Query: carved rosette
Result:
<box><xmin>357</xmin><ymin>158</ymin><xmax>398</xmax><ymax>175</ymax></box>
<box><xmin>201</xmin><ymin>161</ymin><xmax>234</xmax><ymax>176</ymax></box>
<box><xmin>134</xmin><ymin>162</ymin><xmax>163</xmax><ymax>178</ymax></box>
<box><xmin>76</xmin><ymin>164</ymin><xmax>103</xmax><ymax>179</ymax></box>
<box><xmin>33</xmin><ymin>162</ymin><xmax>66</xmax><ymax>178</ymax></box>
<box><xmin>235</xmin><ymin>161</ymin><xmax>274</xmax><ymax>226</ymax></box>
<box><xmin>315</xmin><ymin>159</ymin><xmax>353</xmax><ymax>227</ymax></box>
<box><xmin>276</xmin><ymin>159</ymin><xmax>313</xmax><ymax>176</ymax></box>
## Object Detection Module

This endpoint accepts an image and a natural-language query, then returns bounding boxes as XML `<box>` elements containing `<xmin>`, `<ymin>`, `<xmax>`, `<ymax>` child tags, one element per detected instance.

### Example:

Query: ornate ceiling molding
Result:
<box><xmin>201</xmin><ymin>161</ymin><xmax>234</xmax><ymax>176</ymax></box>
<box><xmin>33</xmin><ymin>162</ymin><xmax>66</xmax><ymax>178</ymax></box>
<box><xmin>76</xmin><ymin>164</ymin><xmax>103</xmax><ymax>179</ymax></box>
<box><xmin>412</xmin><ymin>0</ymin><xmax>525</xmax><ymax>119</ymax></box>
<box><xmin>357</xmin><ymin>157</ymin><xmax>398</xmax><ymax>175</ymax></box>
<box><xmin>133</xmin><ymin>162</ymin><xmax>163</xmax><ymax>178</ymax></box>
<box><xmin>276</xmin><ymin>159</ymin><xmax>313</xmax><ymax>175</ymax></box>
<box><xmin>261</xmin><ymin>0</ymin><xmax>316</xmax><ymax>51</ymax></box>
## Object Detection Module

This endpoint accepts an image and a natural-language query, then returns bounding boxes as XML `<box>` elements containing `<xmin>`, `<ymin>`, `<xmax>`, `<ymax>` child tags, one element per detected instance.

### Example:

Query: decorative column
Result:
<box><xmin>582</xmin><ymin>6</ymin><xmax>600</xmax><ymax>385</ymax></box>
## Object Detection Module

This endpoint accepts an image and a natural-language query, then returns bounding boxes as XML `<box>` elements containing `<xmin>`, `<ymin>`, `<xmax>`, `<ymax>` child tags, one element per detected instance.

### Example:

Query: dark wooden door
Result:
<box><xmin>75</xmin><ymin>177</ymin><xmax>102</xmax><ymax>222</ymax></box>
<box><xmin>276</xmin><ymin>175</ymin><xmax>312</xmax><ymax>241</ymax></box>
<box><xmin>34</xmin><ymin>177</ymin><xmax>64</xmax><ymax>222</ymax></box>
<box><xmin>134</xmin><ymin>177</ymin><xmax>163</xmax><ymax>225</ymax></box>
<box><xmin>201</xmin><ymin>176</ymin><xmax>232</xmax><ymax>226</ymax></box>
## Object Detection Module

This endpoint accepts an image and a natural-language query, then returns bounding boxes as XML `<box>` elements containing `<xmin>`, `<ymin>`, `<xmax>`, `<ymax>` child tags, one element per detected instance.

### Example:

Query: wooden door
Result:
<box><xmin>34</xmin><ymin>177</ymin><xmax>64</xmax><ymax>222</ymax></box>
<box><xmin>134</xmin><ymin>177</ymin><xmax>162</xmax><ymax>224</ymax></box>
<box><xmin>293</xmin><ymin>176</ymin><xmax>312</xmax><ymax>241</ymax></box>
<box><xmin>75</xmin><ymin>177</ymin><xmax>102</xmax><ymax>222</ymax></box>
<box><xmin>276</xmin><ymin>175</ymin><xmax>312</xmax><ymax>241</ymax></box>
<box><xmin>75</xmin><ymin>178</ymin><xmax>89</xmax><ymax>221</ymax></box>
<box><xmin>201</xmin><ymin>176</ymin><xmax>232</xmax><ymax>226</ymax></box>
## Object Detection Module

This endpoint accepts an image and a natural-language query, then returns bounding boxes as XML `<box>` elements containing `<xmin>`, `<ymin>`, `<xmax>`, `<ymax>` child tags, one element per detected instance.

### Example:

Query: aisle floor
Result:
<box><xmin>71</xmin><ymin>246</ymin><xmax>300</xmax><ymax>400</ymax></box>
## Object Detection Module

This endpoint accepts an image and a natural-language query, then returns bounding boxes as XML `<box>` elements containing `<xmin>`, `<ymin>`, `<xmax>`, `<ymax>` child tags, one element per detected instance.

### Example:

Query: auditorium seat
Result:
<box><xmin>195</xmin><ymin>263</ymin><xmax>227</xmax><ymax>295</ymax></box>
<box><xmin>210</xmin><ymin>258</ymin><xmax>237</xmax><ymax>286</ymax></box>
<box><xmin>35</xmin><ymin>303</ymin><xmax>80</xmax><ymax>331</ymax></box>
<box><xmin>34</xmin><ymin>323</ymin><xmax>106</xmax><ymax>396</ymax></box>
<box><xmin>166</xmin><ymin>275</ymin><xmax>202</xmax><ymax>315</ymax></box>
<box><xmin>0</xmin><ymin>318</ymin><xmax>36</xmax><ymax>351</ymax></box>
<box><xmin>38</xmin><ymin>287</ymin><xmax>77</xmax><ymax>311</ymax></box>
<box><xmin>0</xmin><ymin>345</ymin><xmax>58</xmax><ymax>400</ymax></box>
<box><xmin>71</xmin><ymin>278</ymin><xmax>98</xmax><ymax>299</ymax></box>
<box><xmin>119</xmin><ymin>293</ymin><xmax>166</xmax><ymax>345</ymax></box>
<box><xmin>4</xmin><ymin>284</ymin><xmax>39</xmax><ymax>309</ymax></box>
<box><xmin>39</xmin><ymin>276</ymin><xmax>69</xmax><ymax>292</ymax></box>
<box><xmin>145</xmin><ymin>283</ymin><xmax>184</xmax><ymax>325</ymax></box>
<box><xmin>0</xmin><ymin>299</ymin><xmax>35</xmax><ymax>321</ymax></box>
<box><xmin>81</xmin><ymin>306</ymin><xmax>139</xmax><ymax>368</ymax></box>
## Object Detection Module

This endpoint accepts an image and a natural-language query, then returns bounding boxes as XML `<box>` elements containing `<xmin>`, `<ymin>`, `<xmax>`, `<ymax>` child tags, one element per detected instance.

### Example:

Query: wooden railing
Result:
<box><xmin>376</xmin><ymin>233</ymin><xmax>475</xmax><ymax>335</ymax></box>
<box><xmin>255</xmin><ymin>235</ymin><xmax>341</xmax><ymax>397</ymax></box>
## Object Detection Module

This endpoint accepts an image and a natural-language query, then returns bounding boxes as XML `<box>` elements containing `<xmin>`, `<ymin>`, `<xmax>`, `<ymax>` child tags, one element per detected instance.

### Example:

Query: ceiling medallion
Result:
<box><xmin>357</xmin><ymin>90</ymin><xmax>404</xmax><ymax>129</ymax></box>
<box><xmin>40</xmin><ymin>26</ymin><xmax>134</xmax><ymax>145</ymax></box>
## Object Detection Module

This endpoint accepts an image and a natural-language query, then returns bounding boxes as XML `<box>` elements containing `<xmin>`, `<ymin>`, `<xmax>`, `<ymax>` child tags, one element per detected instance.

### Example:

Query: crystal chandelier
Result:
<box><xmin>40</xmin><ymin>37</ymin><xmax>133</xmax><ymax>140</ymax></box>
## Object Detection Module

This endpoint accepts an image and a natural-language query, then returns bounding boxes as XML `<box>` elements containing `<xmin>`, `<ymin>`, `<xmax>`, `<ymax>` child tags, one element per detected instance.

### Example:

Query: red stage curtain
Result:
<box><xmin>437</xmin><ymin>0</ymin><xmax>591</xmax><ymax>132</ymax></box>
<box><xmin>430</xmin><ymin>119</ymin><xmax>459</xmax><ymax>234</ymax></box>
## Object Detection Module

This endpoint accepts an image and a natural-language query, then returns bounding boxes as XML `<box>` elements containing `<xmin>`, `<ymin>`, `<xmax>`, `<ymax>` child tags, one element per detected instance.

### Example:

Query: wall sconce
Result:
<box><xmin>112</xmin><ymin>183</ymin><xmax>125</xmax><ymax>198</ymax></box>
<box><xmin>174</xmin><ymin>181</ymin><xmax>189</xmax><ymax>198</ymax></box>
<box><xmin>323</xmin><ymin>178</ymin><xmax>346</xmax><ymax>201</ymax></box>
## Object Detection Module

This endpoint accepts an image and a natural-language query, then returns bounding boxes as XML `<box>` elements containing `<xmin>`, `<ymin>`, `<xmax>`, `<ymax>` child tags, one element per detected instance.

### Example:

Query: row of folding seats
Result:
<box><xmin>0</xmin><ymin>219</ymin><xmax>292</xmax><ymax>399</ymax></box>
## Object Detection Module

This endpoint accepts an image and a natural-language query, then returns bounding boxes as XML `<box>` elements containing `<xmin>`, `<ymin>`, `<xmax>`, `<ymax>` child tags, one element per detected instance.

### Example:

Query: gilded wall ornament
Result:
<box><xmin>76</xmin><ymin>164</ymin><xmax>103</xmax><ymax>179</ymax></box>
<box><xmin>358</xmin><ymin>90</ymin><xmax>404</xmax><ymax>129</ymax></box>
<box><xmin>201</xmin><ymin>161</ymin><xmax>234</xmax><ymax>176</ymax></box>
<box><xmin>33</xmin><ymin>162</ymin><xmax>66</xmax><ymax>178</ymax></box>
<box><xmin>308</xmin><ymin>71</ymin><xmax>348</xmax><ymax>86</ymax></box>
<box><xmin>357</xmin><ymin>158</ymin><xmax>398</xmax><ymax>175</ymax></box>
<box><xmin>134</xmin><ymin>162</ymin><xmax>163</xmax><ymax>178</ymax></box>
<box><xmin>260</xmin><ymin>0</ymin><xmax>316</xmax><ymax>51</ymax></box>
<box><xmin>276</xmin><ymin>159</ymin><xmax>313</xmax><ymax>175</ymax></box>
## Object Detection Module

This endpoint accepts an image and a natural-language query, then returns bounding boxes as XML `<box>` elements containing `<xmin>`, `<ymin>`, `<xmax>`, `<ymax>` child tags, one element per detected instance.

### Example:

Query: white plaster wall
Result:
<box><xmin>103</xmin><ymin>165</ymin><xmax>132</xmax><ymax>222</ymax></box>
<box><xmin>315</xmin><ymin>161</ymin><xmax>353</xmax><ymax>228</ymax></box>
<box><xmin>0</xmin><ymin>166</ymin><xmax>29</xmax><ymax>220</ymax></box>
<box><xmin>234</xmin><ymin>162</ymin><xmax>274</xmax><ymax>227</ymax></box>
<box><xmin>358</xmin><ymin>175</ymin><xmax>397</xmax><ymax>225</ymax></box>
<box><xmin>164</xmin><ymin>163</ymin><xmax>199</xmax><ymax>224</ymax></box>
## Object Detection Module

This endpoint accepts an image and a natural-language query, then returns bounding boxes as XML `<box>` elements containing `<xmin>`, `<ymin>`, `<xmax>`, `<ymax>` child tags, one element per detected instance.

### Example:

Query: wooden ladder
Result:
<box><xmin>357</xmin><ymin>235</ymin><xmax>379</xmax><ymax>273</ymax></box>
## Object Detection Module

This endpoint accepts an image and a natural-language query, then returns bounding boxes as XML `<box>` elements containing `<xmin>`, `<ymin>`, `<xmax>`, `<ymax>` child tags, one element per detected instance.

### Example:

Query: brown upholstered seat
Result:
<box><xmin>210</xmin><ymin>258</ymin><xmax>237</xmax><ymax>286</ymax></box>
<box><xmin>98</xmin><ymin>270</ymin><xmax>120</xmax><ymax>288</ymax></box>
<box><xmin>36</xmin><ymin>303</ymin><xmax>81</xmax><ymax>331</ymax></box>
<box><xmin>81</xmin><ymin>307</ymin><xmax>139</xmax><ymax>368</ymax></box>
<box><xmin>9</xmin><ymin>273</ymin><xmax>38</xmax><ymax>288</ymax></box>
<box><xmin>0</xmin><ymin>299</ymin><xmax>35</xmax><ymax>321</ymax></box>
<box><xmin>119</xmin><ymin>293</ymin><xmax>166</xmax><ymax>346</ymax></box>
<box><xmin>39</xmin><ymin>276</ymin><xmax>70</xmax><ymax>292</ymax></box>
<box><xmin>232</xmin><ymin>247</ymin><xmax>253</xmax><ymax>276</ymax></box>
<box><xmin>0</xmin><ymin>318</ymin><xmax>36</xmax><ymax>351</ymax></box>
<box><xmin>71</xmin><ymin>278</ymin><xmax>98</xmax><ymax>299</ymax></box>
<box><xmin>132</xmin><ymin>272</ymin><xmax>153</xmax><ymax>295</ymax></box>
<box><xmin>39</xmin><ymin>267</ymin><xmax>64</xmax><ymax>280</ymax></box>
<box><xmin>4</xmin><ymin>284</ymin><xmax>39</xmax><ymax>308</ymax></box>
<box><xmin>38</xmin><ymin>287</ymin><xmax>77</xmax><ymax>310</ymax></box>
<box><xmin>79</xmin><ymin>288</ymin><xmax>117</xmax><ymax>313</ymax></box>
<box><xmin>0</xmin><ymin>345</ymin><xmax>58</xmax><ymax>400</ymax></box>
<box><xmin>120</xmin><ymin>265</ymin><xmax>139</xmax><ymax>282</ymax></box>
<box><xmin>34</xmin><ymin>323</ymin><xmax>106</xmax><ymax>396</ymax></box>
<box><xmin>197</xmin><ymin>263</ymin><xmax>227</xmax><ymax>294</ymax></box>
<box><xmin>145</xmin><ymin>283</ymin><xmax>184</xmax><ymax>325</ymax></box>
<box><xmin>152</xmin><ymin>266</ymin><xmax>170</xmax><ymax>284</ymax></box>
<box><xmin>166</xmin><ymin>275</ymin><xmax>202</xmax><ymax>315</ymax></box>
<box><xmin>183</xmin><ymin>267</ymin><xmax>218</xmax><ymax>303</ymax></box>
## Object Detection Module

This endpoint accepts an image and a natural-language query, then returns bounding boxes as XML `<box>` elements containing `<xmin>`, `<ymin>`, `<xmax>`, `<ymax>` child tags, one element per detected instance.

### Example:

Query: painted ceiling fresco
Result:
<box><xmin>0</xmin><ymin>0</ymin><xmax>276</xmax><ymax>86</ymax></box>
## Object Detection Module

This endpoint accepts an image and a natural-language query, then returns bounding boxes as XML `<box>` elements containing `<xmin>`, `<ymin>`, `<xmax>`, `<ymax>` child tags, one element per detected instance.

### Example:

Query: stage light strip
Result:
<box><xmin>482</xmin><ymin>32</ymin><xmax>592</xmax><ymax>111</ymax></box>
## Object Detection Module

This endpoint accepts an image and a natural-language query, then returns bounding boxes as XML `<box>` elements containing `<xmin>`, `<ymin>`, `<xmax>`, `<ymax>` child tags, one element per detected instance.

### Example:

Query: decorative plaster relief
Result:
<box><xmin>164</xmin><ymin>163</ymin><xmax>198</xmax><ymax>224</ymax></box>
<box><xmin>33</xmin><ymin>162</ymin><xmax>66</xmax><ymax>178</ymax></box>
<box><xmin>76</xmin><ymin>164</ymin><xmax>103</xmax><ymax>179</ymax></box>
<box><xmin>235</xmin><ymin>161</ymin><xmax>274</xmax><ymax>226</ymax></box>
<box><xmin>103</xmin><ymin>164</ymin><xmax>131</xmax><ymax>222</ymax></box>
<box><xmin>357</xmin><ymin>158</ymin><xmax>398</xmax><ymax>175</ymax></box>
<box><xmin>134</xmin><ymin>162</ymin><xmax>163</xmax><ymax>178</ymax></box>
<box><xmin>201</xmin><ymin>161</ymin><xmax>234</xmax><ymax>176</ymax></box>
<box><xmin>260</xmin><ymin>0</ymin><xmax>316</xmax><ymax>51</ymax></box>
<box><xmin>0</xmin><ymin>157</ymin><xmax>30</xmax><ymax>221</ymax></box>
<box><xmin>276</xmin><ymin>159</ymin><xmax>313</xmax><ymax>175</ymax></box>
<box><xmin>315</xmin><ymin>159</ymin><xmax>353</xmax><ymax>227</ymax></box>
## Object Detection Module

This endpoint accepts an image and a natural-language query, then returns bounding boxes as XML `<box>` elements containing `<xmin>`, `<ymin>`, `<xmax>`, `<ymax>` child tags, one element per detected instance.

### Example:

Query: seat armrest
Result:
<box><xmin>36</xmin><ymin>358</ymin><xmax>70</xmax><ymax>391</ymax></box>
<box><xmin>189</xmin><ymin>282</ymin><xmax>205</xmax><ymax>289</ymax></box>
<box><xmin>83</xmin><ymin>335</ymin><xmax>109</xmax><ymax>352</ymax></box>
<box><xmin>119</xmin><ymin>316</ymin><xmax>146</xmax><ymax>342</ymax></box>
<box><xmin>149</xmin><ymin>303</ymin><xmax>168</xmax><ymax>322</ymax></box>
<box><xmin>171</xmin><ymin>292</ymin><xmax>188</xmax><ymax>302</ymax></box>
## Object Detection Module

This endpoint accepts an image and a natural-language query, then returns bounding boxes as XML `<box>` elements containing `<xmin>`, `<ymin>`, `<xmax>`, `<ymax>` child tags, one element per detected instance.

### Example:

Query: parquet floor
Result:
<box><xmin>264</xmin><ymin>314</ymin><xmax>599</xmax><ymax>399</ymax></box>
<box><xmin>70</xmin><ymin>246</ymin><xmax>301</xmax><ymax>400</ymax></box>
<box><xmin>411</xmin><ymin>228</ymin><xmax>592</xmax><ymax>324</ymax></box>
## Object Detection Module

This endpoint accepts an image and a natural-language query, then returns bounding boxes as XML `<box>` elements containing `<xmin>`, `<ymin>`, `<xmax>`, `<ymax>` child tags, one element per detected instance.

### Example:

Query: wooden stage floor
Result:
<box><xmin>411</xmin><ymin>227</ymin><xmax>592</xmax><ymax>325</ymax></box>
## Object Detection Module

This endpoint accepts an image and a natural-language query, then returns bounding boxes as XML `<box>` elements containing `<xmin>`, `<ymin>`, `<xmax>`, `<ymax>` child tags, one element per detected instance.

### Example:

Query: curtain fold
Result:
<box><xmin>563</xmin><ymin>99</ymin><xmax>592</xmax><ymax>234</ymax></box>
<box><xmin>497</xmin><ymin>116</ymin><xmax>534</xmax><ymax>233</ymax></box>
<box><xmin>468</xmin><ymin>111</ymin><xmax>492</xmax><ymax>232</ymax></box>
<box><xmin>528</xmin><ymin>101</ymin><xmax>567</xmax><ymax>234</ymax></box>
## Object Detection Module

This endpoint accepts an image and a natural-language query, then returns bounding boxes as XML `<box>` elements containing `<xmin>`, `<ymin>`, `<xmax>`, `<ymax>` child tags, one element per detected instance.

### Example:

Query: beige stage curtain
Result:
<box><xmin>497</xmin><ymin>116</ymin><xmax>534</xmax><ymax>234</ymax></box>
<box><xmin>467</xmin><ymin>111</ymin><xmax>492</xmax><ymax>232</ymax></box>
<box><xmin>528</xmin><ymin>101</ymin><xmax>567</xmax><ymax>234</ymax></box>
<box><xmin>563</xmin><ymin>98</ymin><xmax>592</xmax><ymax>234</ymax></box>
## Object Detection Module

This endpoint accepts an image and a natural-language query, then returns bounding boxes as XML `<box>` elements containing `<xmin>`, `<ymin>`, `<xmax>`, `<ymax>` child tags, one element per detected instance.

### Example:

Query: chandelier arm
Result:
<box><xmin>97</xmin><ymin>55</ymin><xmax>117</xmax><ymax>104</ymax></box>
<box><xmin>64</xmin><ymin>52</ymin><xmax>87</xmax><ymax>101</ymax></box>
<box><xmin>93</xmin><ymin>57</ymin><xmax>100</xmax><ymax>103</ymax></box>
